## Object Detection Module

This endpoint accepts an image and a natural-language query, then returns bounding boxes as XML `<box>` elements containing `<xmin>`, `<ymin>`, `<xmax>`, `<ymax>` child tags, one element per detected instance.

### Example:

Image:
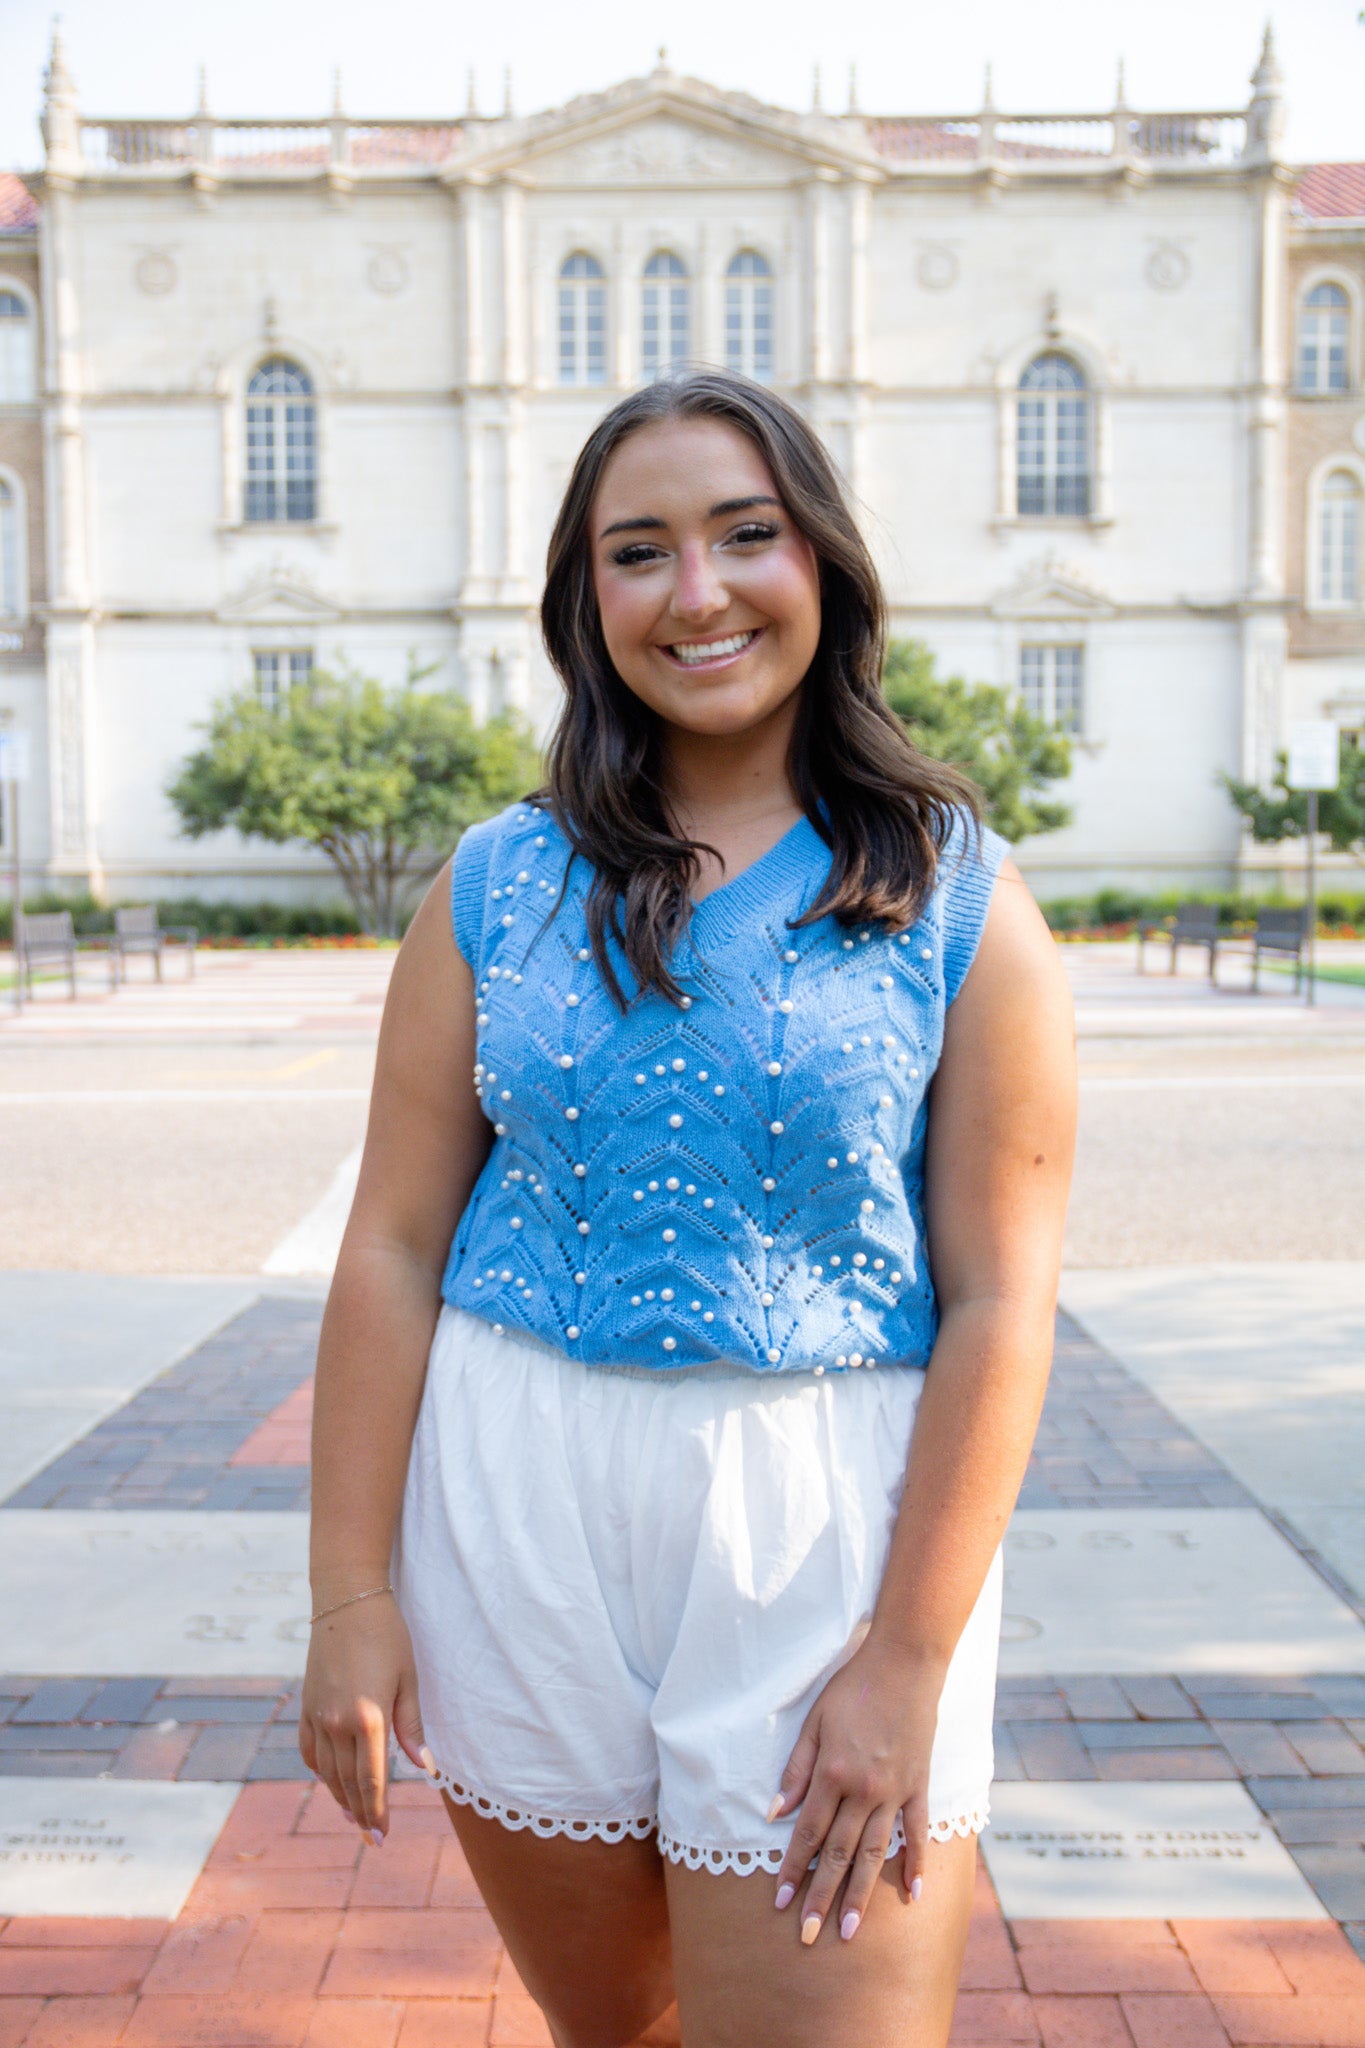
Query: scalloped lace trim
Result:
<box><xmin>429</xmin><ymin>1764</ymin><xmax>988</xmax><ymax>1869</ymax></box>
<box><xmin>657</xmin><ymin>1803</ymin><xmax>990</xmax><ymax>1875</ymax></box>
<box><xmin>429</xmin><ymin>1766</ymin><xmax>655</xmax><ymax>1844</ymax></box>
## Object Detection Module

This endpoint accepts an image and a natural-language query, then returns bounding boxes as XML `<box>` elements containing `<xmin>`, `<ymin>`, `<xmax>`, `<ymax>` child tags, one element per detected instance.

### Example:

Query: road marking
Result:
<box><xmin>0</xmin><ymin>1088</ymin><xmax>368</xmax><ymax>1104</ymax></box>
<box><xmin>262</xmin><ymin>1144</ymin><xmax>363</xmax><ymax>1276</ymax></box>
<box><xmin>1081</xmin><ymin>1073</ymin><xmax>1365</xmax><ymax>1090</ymax></box>
<box><xmin>270</xmin><ymin>1047</ymin><xmax>343</xmax><ymax>1079</ymax></box>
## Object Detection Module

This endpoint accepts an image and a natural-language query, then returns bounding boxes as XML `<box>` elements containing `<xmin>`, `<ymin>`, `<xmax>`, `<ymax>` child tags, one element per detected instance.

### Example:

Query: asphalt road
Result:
<box><xmin>1</xmin><ymin>944</ymin><xmax>1363</xmax><ymax>1274</ymax></box>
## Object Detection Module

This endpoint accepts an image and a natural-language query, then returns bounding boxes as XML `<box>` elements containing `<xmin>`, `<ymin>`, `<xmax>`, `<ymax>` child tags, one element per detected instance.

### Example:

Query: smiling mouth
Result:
<box><xmin>662</xmin><ymin>628</ymin><xmax>763</xmax><ymax>669</ymax></box>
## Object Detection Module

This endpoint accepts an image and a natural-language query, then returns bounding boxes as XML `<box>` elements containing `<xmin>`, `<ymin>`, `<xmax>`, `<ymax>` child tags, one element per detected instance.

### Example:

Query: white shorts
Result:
<box><xmin>393</xmin><ymin>1304</ymin><xmax>1002</xmax><ymax>1876</ymax></box>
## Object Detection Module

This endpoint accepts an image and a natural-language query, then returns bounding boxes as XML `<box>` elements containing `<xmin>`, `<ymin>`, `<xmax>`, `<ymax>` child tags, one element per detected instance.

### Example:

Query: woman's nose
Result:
<box><xmin>670</xmin><ymin>544</ymin><xmax>728</xmax><ymax>621</ymax></box>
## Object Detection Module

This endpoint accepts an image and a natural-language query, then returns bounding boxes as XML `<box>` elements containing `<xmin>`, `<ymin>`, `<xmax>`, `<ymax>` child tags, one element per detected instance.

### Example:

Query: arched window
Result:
<box><xmin>1298</xmin><ymin>283</ymin><xmax>1351</xmax><ymax>395</ymax></box>
<box><xmin>558</xmin><ymin>253</ymin><xmax>606</xmax><ymax>387</ymax></box>
<box><xmin>244</xmin><ymin>358</ymin><xmax>316</xmax><ymax>523</ymax></box>
<box><xmin>1317</xmin><ymin>470</ymin><xmax>1362</xmax><ymax>606</ymax></box>
<box><xmin>642</xmin><ymin>252</ymin><xmax>690</xmax><ymax>380</ymax></box>
<box><xmin>0</xmin><ymin>476</ymin><xmax>22</xmax><ymax>618</ymax></box>
<box><xmin>725</xmin><ymin>251</ymin><xmax>774</xmax><ymax>383</ymax></box>
<box><xmin>0</xmin><ymin>291</ymin><xmax>34</xmax><ymax>405</ymax></box>
<box><xmin>1017</xmin><ymin>353</ymin><xmax>1091</xmax><ymax>517</ymax></box>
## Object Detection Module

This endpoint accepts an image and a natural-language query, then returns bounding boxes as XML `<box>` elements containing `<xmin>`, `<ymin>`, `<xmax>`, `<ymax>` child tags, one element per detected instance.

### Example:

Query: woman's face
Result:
<box><xmin>589</xmin><ymin>416</ymin><xmax>822</xmax><ymax>743</ymax></box>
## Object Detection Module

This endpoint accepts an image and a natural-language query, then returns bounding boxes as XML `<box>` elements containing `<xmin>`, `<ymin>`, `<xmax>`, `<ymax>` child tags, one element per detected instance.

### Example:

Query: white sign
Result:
<box><xmin>0</xmin><ymin>1779</ymin><xmax>239</xmax><ymax>1919</ymax></box>
<box><xmin>1286</xmin><ymin>720</ymin><xmax>1339</xmax><ymax>791</ymax></box>
<box><xmin>982</xmin><ymin>1782</ymin><xmax>1327</xmax><ymax>1920</ymax></box>
<box><xmin>999</xmin><ymin>1509</ymin><xmax>1365</xmax><ymax>1674</ymax></box>
<box><xmin>0</xmin><ymin>731</ymin><xmax>30</xmax><ymax>783</ymax></box>
<box><xmin>0</xmin><ymin>1511</ymin><xmax>310</xmax><ymax>1675</ymax></box>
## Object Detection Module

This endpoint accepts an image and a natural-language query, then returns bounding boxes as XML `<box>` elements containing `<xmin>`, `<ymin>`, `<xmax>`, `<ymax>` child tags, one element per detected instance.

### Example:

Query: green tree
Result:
<box><xmin>881</xmin><ymin>638</ymin><xmax>1073</xmax><ymax>842</ymax></box>
<box><xmin>168</xmin><ymin>665</ymin><xmax>542</xmax><ymax>937</ymax></box>
<box><xmin>1222</xmin><ymin>735</ymin><xmax>1365</xmax><ymax>853</ymax></box>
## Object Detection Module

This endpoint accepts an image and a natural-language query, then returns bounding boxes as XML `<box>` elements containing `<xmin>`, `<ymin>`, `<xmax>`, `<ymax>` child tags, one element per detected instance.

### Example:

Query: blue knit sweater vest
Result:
<box><xmin>441</xmin><ymin>798</ymin><xmax>1007</xmax><ymax>1375</ymax></box>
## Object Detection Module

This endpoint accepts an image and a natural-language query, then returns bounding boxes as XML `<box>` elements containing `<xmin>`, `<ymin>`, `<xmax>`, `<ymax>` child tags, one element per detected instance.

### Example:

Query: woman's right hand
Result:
<box><xmin>298</xmin><ymin>1592</ymin><xmax>435</xmax><ymax>1843</ymax></box>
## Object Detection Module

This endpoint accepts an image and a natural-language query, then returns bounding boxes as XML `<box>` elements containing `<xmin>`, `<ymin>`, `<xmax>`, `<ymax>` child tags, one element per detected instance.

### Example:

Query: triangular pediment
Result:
<box><xmin>990</xmin><ymin>557</ymin><xmax>1116</xmax><ymax>620</ymax></box>
<box><xmin>455</xmin><ymin>71</ymin><xmax>881</xmax><ymax>186</ymax></box>
<box><xmin>219</xmin><ymin>567</ymin><xmax>343</xmax><ymax>624</ymax></box>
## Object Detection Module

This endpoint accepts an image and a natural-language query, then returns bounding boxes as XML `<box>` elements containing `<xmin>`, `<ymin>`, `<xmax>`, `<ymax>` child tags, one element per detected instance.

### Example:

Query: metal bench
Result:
<box><xmin>1137</xmin><ymin>902</ymin><xmax>1220</xmax><ymax>978</ymax></box>
<box><xmin>112</xmin><ymin>905</ymin><xmax>198</xmax><ymax>981</ymax></box>
<box><xmin>1216</xmin><ymin>907</ymin><xmax>1308</xmax><ymax>993</ymax></box>
<box><xmin>19</xmin><ymin>911</ymin><xmax>117</xmax><ymax>999</ymax></box>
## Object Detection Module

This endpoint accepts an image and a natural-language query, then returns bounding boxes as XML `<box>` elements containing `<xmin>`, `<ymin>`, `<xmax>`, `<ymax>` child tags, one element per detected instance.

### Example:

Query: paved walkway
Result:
<box><xmin>2</xmin><ymin>942</ymin><xmax>1364</xmax><ymax>2042</ymax></box>
<box><xmin>0</xmin><ymin>1288</ymin><xmax>1363</xmax><ymax>2046</ymax></box>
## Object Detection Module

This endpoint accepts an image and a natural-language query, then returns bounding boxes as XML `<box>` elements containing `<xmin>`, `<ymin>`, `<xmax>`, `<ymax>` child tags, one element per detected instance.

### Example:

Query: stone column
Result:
<box><xmin>39</xmin><ymin>37</ymin><xmax>101</xmax><ymax>889</ymax></box>
<box><xmin>499</xmin><ymin>180</ymin><xmax>526</xmax><ymax>388</ymax></box>
<box><xmin>462</xmin><ymin>181</ymin><xmax>485</xmax><ymax>387</ymax></box>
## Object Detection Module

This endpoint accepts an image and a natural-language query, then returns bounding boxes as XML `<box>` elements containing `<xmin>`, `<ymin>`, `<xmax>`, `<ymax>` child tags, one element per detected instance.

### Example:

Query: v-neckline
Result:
<box><xmin>686</xmin><ymin>811</ymin><xmax>827</xmax><ymax>940</ymax></box>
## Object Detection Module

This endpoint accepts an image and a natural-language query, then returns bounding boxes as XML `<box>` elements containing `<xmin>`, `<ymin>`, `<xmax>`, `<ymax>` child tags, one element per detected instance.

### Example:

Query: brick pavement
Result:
<box><xmin>1</xmin><ymin>1786</ymin><xmax>1364</xmax><ymax>2045</ymax></box>
<box><xmin>3</xmin><ymin>1299</ymin><xmax>1365</xmax><ymax>2042</ymax></box>
<box><xmin>0</xmin><ymin>1302</ymin><xmax>1264</xmax><ymax>1518</ymax></box>
<box><xmin>2</xmin><ymin>1301</ymin><xmax>318</xmax><ymax>1513</ymax></box>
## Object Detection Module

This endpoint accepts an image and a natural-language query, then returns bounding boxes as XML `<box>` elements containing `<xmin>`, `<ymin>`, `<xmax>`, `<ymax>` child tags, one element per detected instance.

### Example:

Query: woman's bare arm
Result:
<box><xmin>300</xmin><ymin>857</ymin><xmax>493</xmax><ymax>1835</ymax></box>
<box><xmin>769</xmin><ymin>857</ymin><xmax>1076</xmax><ymax>1940</ymax></box>
<box><xmin>866</xmin><ymin>855</ymin><xmax>1077</xmax><ymax>1671</ymax></box>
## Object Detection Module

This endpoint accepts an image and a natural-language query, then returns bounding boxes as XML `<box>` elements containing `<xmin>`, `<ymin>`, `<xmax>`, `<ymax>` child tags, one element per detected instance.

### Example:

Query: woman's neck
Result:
<box><xmin>659</xmin><ymin>696</ymin><xmax>802</xmax><ymax>840</ymax></box>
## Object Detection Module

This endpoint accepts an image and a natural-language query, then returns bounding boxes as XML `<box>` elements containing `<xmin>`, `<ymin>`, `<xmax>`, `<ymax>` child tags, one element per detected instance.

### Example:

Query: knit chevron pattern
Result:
<box><xmin>441</xmin><ymin>799</ymin><xmax>1007</xmax><ymax>1375</ymax></box>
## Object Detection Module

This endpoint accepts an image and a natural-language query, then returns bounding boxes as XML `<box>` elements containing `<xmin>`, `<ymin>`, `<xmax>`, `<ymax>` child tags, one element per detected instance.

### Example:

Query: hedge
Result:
<box><xmin>1038</xmin><ymin>887</ymin><xmax>1365</xmax><ymax>936</ymax></box>
<box><xmin>0</xmin><ymin>893</ymin><xmax>367</xmax><ymax>946</ymax></box>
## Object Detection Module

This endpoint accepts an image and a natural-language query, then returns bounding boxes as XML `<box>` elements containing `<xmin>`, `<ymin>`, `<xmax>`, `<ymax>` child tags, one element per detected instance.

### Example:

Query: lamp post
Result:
<box><xmin>0</xmin><ymin>730</ymin><xmax>29</xmax><ymax>1013</ymax></box>
<box><xmin>1285</xmin><ymin>721</ymin><xmax>1339</xmax><ymax>1010</ymax></box>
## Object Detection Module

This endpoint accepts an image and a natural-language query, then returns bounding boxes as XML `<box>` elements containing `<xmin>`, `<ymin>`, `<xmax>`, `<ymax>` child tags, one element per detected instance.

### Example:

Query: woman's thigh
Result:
<box><xmin>663</xmin><ymin>1832</ymin><xmax>978</xmax><ymax>2048</ymax></box>
<box><xmin>441</xmin><ymin>1793</ymin><xmax>681</xmax><ymax>2048</ymax></box>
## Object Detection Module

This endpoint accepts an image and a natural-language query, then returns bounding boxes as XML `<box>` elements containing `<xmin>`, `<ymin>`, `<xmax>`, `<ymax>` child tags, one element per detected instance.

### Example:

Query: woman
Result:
<box><xmin>300</xmin><ymin>368</ymin><xmax>1075</xmax><ymax>2047</ymax></box>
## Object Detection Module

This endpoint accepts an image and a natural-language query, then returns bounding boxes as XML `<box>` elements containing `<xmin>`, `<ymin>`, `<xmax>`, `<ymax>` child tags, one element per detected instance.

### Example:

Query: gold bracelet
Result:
<box><xmin>310</xmin><ymin>1583</ymin><xmax>393</xmax><ymax>1625</ymax></box>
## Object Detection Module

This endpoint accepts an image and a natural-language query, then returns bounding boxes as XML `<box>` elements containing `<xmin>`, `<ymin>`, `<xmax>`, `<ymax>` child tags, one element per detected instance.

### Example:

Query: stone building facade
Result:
<box><xmin>9</xmin><ymin>29</ymin><xmax>1364</xmax><ymax>903</ymax></box>
<box><xmin>0</xmin><ymin>173</ymin><xmax>45</xmax><ymax>868</ymax></box>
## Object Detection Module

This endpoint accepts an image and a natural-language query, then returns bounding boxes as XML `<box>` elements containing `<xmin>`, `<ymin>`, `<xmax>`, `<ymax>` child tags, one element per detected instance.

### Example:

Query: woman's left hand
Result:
<box><xmin>768</xmin><ymin>1633</ymin><xmax>946</xmax><ymax>1944</ymax></box>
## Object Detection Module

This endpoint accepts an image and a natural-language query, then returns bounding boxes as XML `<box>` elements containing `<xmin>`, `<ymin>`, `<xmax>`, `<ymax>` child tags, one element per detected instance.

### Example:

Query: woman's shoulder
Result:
<box><xmin>931</xmin><ymin>805</ymin><xmax>1012</xmax><ymax>1005</ymax></box>
<box><xmin>449</xmin><ymin>796</ymin><xmax>562</xmax><ymax>968</ymax></box>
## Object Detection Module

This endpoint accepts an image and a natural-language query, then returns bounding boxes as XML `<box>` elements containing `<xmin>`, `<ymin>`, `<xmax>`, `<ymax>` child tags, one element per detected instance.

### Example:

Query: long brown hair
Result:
<box><xmin>532</xmin><ymin>369</ymin><xmax>979</xmax><ymax>1012</ymax></box>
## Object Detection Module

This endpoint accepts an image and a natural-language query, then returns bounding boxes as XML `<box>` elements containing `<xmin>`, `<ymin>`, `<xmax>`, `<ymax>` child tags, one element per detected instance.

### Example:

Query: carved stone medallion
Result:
<box><xmin>1145</xmin><ymin>242</ymin><xmax>1189</xmax><ymax>291</ymax></box>
<box><xmin>133</xmin><ymin>249</ymin><xmax>178</xmax><ymax>296</ymax></box>
<box><xmin>366</xmin><ymin>247</ymin><xmax>409</xmax><ymax>296</ymax></box>
<box><xmin>915</xmin><ymin>243</ymin><xmax>958</xmax><ymax>291</ymax></box>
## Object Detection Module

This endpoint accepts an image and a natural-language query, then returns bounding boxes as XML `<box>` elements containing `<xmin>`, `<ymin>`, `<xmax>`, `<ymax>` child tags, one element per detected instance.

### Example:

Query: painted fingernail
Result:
<box><xmin>369</xmin><ymin>1828</ymin><xmax>384</xmax><ymax>1847</ymax></box>
<box><xmin>765</xmin><ymin>1792</ymin><xmax>785</xmax><ymax>1824</ymax></box>
<box><xmin>840</xmin><ymin>1909</ymin><xmax>861</xmax><ymax>1941</ymax></box>
<box><xmin>911</xmin><ymin>1874</ymin><xmax>923</xmax><ymax>1902</ymax></box>
<box><xmin>418</xmin><ymin>1746</ymin><xmax>437</xmax><ymax>1776</ymax></box>
<box><xmin>774</xmin><ymin>1882</ymin><xmax>795</xmax><ymax>1911</ymax></box>
<box><xmin>801</xmin><ymin>1913</ymin><xmax>822</xmax><ymax>1946</ymax></box>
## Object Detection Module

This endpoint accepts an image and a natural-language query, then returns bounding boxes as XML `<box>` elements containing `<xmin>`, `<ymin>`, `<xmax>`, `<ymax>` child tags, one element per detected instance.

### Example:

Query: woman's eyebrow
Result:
<box><xmin>599</xmin><ymin>494</ymin><xmax>781</xmax><ymax>541</ymax></box>
<box><xmin>599</xmin><ymin>514</ymin><xmax>666</xmax><ymax>538</ymax></box>
<box><xmin>709</xmin><ymin>494</ymin><xmax>781</xmax><ymax>518</ymax></box>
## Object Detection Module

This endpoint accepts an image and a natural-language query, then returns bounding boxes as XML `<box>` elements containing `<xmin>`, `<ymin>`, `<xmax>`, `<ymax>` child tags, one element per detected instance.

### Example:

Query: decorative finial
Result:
<box><xmin>656</xmin><ymin>44</ymin><xmax>669</xmax><ymax>71</ymax></box>
<box><xmin>1114</xmin><ymin>57</ymin><xmax>1127</xmax><ymax>106</ymax></box>
<box><xmin>812</xmin><ymin>62</ymin><xmax>822</xmax><ymax>111</ymax></box>
<box><xmin>847</xmin><ymin>62</ymin><xmax>859</xmax><ymax>113</ymax></box>
<box><xmin>465</xmin><ymin>67</ymin><xmax>478</xmax><ymax>116</ymax></box>
<box><xmin>981</xmin><ymin>62</ymin><xmax>994</xmax><ymax>110</ymax></box>
<box><xmin>196</xmin><ymin>64</ymin><xmax>209</xmax><ymax>116</ymax></box>
<box><xmin>1252</xmin><ymin>19</ymin><xmax>1283</xmax><ymax>92</ymax></box>
<box><xmin>331</xmin><ymin>67</ymin><xmax>344</xmax><ymax>117</ymax></box>
<box><xmin>41</xmin><ymin>19</ymin><xmax>79</xmax><ymax>162</ymax></box>
<box><xmin>503</xmin><ymin>66</ymin><xmax>512</xmax><ymax>116</ymax></box>
<box><xmin>44</xmin><ymin>20</ymin><xmax>75</xmax><ymax>101</ymax></box>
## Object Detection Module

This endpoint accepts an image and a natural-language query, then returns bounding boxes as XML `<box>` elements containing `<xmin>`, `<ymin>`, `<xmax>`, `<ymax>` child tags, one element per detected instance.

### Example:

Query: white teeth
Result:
<box><xmin>668</xmin><ymin>630</ymin><xmax>757</xmax><ymax>665</ymax></box>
